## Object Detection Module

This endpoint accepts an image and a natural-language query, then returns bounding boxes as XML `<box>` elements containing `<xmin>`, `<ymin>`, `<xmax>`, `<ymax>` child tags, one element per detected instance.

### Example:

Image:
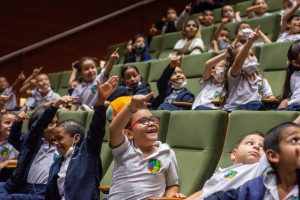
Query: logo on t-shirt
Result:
<box><xmin>224</xmin><ymin>170</ymin><xmax>238</xmax><ymax>179</ymax></box>
<box><xmin>0</xmin><ymin>147</ymin><xmax>9</xmax><ymax>157</ymax></box>
<box><xmin>148</xmin><ymin>159</ymin><xmax>161</xmax><ymax>174</ymax></box>
<box><xmin>90</xmin><ymin>85</ymin><xmax>98</xmax><ymax>93</ymax></box>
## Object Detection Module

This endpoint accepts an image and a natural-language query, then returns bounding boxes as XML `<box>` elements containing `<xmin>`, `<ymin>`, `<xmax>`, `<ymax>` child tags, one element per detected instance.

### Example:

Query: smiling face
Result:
<box><xmin>288</xmin><ymin>16</ymin><xmax>300</xmax><ymax>35</ymax></box>
<box><xmin>0</xmin><ymin>114</ymin><xmax>16</xmax><ymax>140</ymax></box>
<box><xmin>42</xmin><ymin>115</ymin><xmax>58</xmax><ymax>143</ymax></box>
<box><xmin>80</xmin><ymin>59</ymin><xmax>97</xmax><ymax>83</ymax></box>
<box><xmin>53</xmin><ymin>126</ymin><xmax>80</xmax><ymax>156</ymax></box>
<box><xmin>222</xmin><ymin>5</ymin><xmax>234</xmax><ymax>19</ymax></box>
<box><xmin>36</xmin><ymin>74</ymin><xmax>50</xmax><ymax>93</ymax></box>
<box><xmin>123</xmin><ymin>67</ymin><xmax>141</xmax><ymax>88</ymax></box>
<box><xmin>184</xmin><ymin>20</ymin><xmax>199</xmax><ymax>39</ymax></box>
<box><xmin>254</xmin><ymin>0</ymin><xmax>268</xmax><ymax>15</ymax></box>
<box><xmin>231</xmin><ymin>134</ymin><xmax>265</xmax><ymax>165</ymax></box>
<box><xmin>125</xmin><ymin>109</ymin><xmax>159</xmax><ymax>149</ymax></box>
<box><xmin>170</xmin><ymin>67</ymin><xmax>186</xmax><ymax>84</ymax></box>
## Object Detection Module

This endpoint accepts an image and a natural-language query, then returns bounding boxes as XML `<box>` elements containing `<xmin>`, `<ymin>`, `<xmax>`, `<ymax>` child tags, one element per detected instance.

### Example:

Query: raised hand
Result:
<box><xmin>16</xmin><ymin>111</ymin><xmax>29</xmax><ymax>122</ymax></box>
<box><xmin>110</xmin><ymin>48</ymin><xmax>120</xmax><ymax>61</ymax></box>
<box><xmin>18</xmin><ymin>71</ymin><xmax>25</xmax><ymax>81</ymax></box>
<box><xmin>32</xmin><ymin>66</ymin><xmax>43</xmax><ymax>77</ymax></box>
<box><xmin>248</xmin><ymin>26</ymin><xmax>260</xmax><ymax>43</ymax></box>
<box><xmin>97</xmin><ymin>76</ymin><xmax>119</xmax><ymax>101</ymax></box>
<box><xmin>128</xmin><ymin>93</ymin><xmax>153</xmax><ymax>113</ymax></box>
<box><xmin>0</xmin><ymin>94</ymin><xmax>13</xmax><ymax>105</ymax></box>
<box><xmin>185</xmin><ymin>3</ymin><xmax>192</xmax><ymax>13</ymax></box>
<box><xmin>53</xmin><ymin>96</ymin><xmax>78</xmax><ymax>107</ymax></box>
<box><xmin>170</xmin><ymin>55</ymin><xmax>182</xmax><ymax>69</ymax></box>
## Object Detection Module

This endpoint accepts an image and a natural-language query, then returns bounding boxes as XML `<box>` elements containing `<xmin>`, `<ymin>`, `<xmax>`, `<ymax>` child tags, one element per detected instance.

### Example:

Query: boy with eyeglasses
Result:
<box><xmin>108</xmin><ymin>94</ymin><xmax>185</xmax><ymax>200</ymax></box>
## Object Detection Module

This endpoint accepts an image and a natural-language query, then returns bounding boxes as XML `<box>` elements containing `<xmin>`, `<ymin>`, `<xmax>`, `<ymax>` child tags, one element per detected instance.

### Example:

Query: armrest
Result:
<box><xmin>211</xmin><ymin>100</ymin><xmax>223</xmax><ymax>107</ymax></box>
<box><xmin>99</xmin><ymin>185</ymin><xmax>110</xmax><ymax>194</ymax></box>
<box><xmin>148</xmin><ymin>197</ymin><xmax>183</xmax><ymax>200</ymax></box>
<box><xmin>261</xmin><ymin>98</ymin><xmax>280</xmax><ymax>107</ymax></box>
<box><xmin>4</xmin><ymin>159</ymin><xmax>18</xmax><ymax>169</ymax></box>
<box><xmin>171</xmin><ymin>102</ymin><xmax>193</xmax><ymax>108</ymax></box>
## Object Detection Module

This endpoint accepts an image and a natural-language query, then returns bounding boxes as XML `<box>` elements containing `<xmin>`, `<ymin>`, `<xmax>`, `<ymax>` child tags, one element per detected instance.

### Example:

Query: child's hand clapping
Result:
<box><xmin>128</xmin><ymin>93</ymin><xmax>153</xmax><ymax>113</ymax></box>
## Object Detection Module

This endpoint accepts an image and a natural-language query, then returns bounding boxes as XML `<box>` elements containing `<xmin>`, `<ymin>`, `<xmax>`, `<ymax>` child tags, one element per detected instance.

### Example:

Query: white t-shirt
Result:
<box><xmin>192</xmin><ymin>80</ymin><xmax>224</xmax><ymax>109</ymax></box>
<box><xmin>277</xmin><ymin>31</ymin><xmax>300</xmax><ymax>42</ymax></box>
<box><xmin>25</xmin><ymin>88</ymin><xmax>60</xmax><ymax>109</ymax></box>
<box><xmin>198</xmin><ymin>155</ymin><xmax>270</xmax><ymax>200</ymax></box>
<box><xmin>224</xmin><ymin>69</ymin><xmax>273</xmax><ymax>111</ymax></box>
<box><xmin>108</xmin><ymin>137</ymin><xmax>179</xmax><ymax>200</ymax></box>
<box><xmin>288</xmin><ymin>71</ymin><xmax>300</xmax><ymax>106</ymax></box>
<box><xmin>173</xmin><ymin>38</ymin><xmax>204</xmax><ymax>55</ymax></box>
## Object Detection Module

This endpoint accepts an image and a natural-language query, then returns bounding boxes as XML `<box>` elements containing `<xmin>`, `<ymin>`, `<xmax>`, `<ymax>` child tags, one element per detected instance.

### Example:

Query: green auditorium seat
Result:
<box><xmin>247</xmin><ymin>14</ymin><xmax>281</xmax><ymax>41</ymax></box>
<box><xmin>213</xmin><ymin>8</ymin><xmax>223</xmax><ymax>23</ymax></box>
<box><xmin>108</xmin><ymin>64</ymin><xmax>123</xmax><ymax>78</ymax></box>
<box><xmin>186</xmin><ymin>77</ymin><xmax>201</xmax><ymax>96</ymax></box>
<box><xmin>148</xmin><ymin>59</ymin><xmax>171</xmax><ymax>97</ymax></box>
<box><xmin>159</xmin><ymin>32</ymin><xmax>182</xmax><ymax>59</ymax></box>
<box><xmin>268</xmin><ymin>0</ymin><xmax>283</xmax><ymax>12</ymax></box>
<box><xmin>48</xmin><ymin>72</ymin><xmax>61</xmax><ymax>92</ymax></box>
<box><xmin>149</xmin><ymin>35</ymin><xmax>163</xmax><ymax>59</ymax></box>
<box><xmin>224</xmin><ymin>22</ymin><xmax>238</xmax><ymax>40</ymax></box>
<box><xmin>236</xmin><ymin>1</ymin><xmax>252</xmax><ymax>17</ymax></box>
<box><xmin>57</xmin><ymin>88</ymin><xmax>69</xmax><ymax>96</ymax></box>
<box><xmin>58</xmin><ymin>111</ymin><xmax>87</xmax><ymax>128</ymax></box>
<box><xmin>217</xmin><ymin>111</ymin><xmax>299</xmax><ymax>169</ymax></box>
<box><xmin>202</xmin><ymin>26</ymin><xmax>216</xmax><ymax>46</ymax></box>
<box><xmin>151</xmin><ymin>110</ymin><xmax>171</xmax><ymax>143</ymax></box>
<box><xmin>166</xmin><ymin>110</ymin><xmax>227</xmax><ymax>195</ymax></box>
<box><xmin>104</xmin><ymin>42</ymin><xmax>126</xmax><ymax>64</ymax></box>
<box><xmin>57</xmin><ymin>70</ymin><xmax>71</xmax><ymax>96</ymax></box>
<box><xmin>124</xmin><ymin>61</ymin><xmax>151</xmax><ymax>82</ymax></box>
<box><xmin>259</xmin><ymin>42</ymin><xmax>293</xmax><ymax>97</ymax></box>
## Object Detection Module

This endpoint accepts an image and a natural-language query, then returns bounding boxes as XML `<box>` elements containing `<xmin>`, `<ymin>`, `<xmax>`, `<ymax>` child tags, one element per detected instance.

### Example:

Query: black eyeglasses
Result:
<box><xmin>127</xmin><ymin>116</ymin><xmax>160</xmax><ymax>129</ymax></box>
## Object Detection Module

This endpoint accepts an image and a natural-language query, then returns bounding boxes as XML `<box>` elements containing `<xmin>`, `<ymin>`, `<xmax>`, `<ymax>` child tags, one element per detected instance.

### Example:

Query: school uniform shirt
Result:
<box><xmin>27</xmin><ymin>138</ymin><xmax>58</xmax><ymax>184</ymax></box>
<box><xmin>288</xmin><ymin>71</ymin><xmax>300</xmax><ymax>106</ymax></box>
<box><xmin>192</xmin><ymin>81</ymin><xmax>224</xmax><ymax>109</ymax></box>
<box><xmin>71</xmin><ymin>69</ymin><xmax>108</xmax><ymax>108</ymax></box>
<box><xmin>173</xmin><ymin>38</ymin><xmax>204</xmax><ymax>55</ymax></box>
<box><xmin>262</xmin><ymin>171</ymin><xmax>298</xmax><ymax>200</ymax></box>
<box><xmin>198</xmin><ymin>155</ymin><xmax>270</xmax><ymax>200</ymax></box>
<box><xmin>108</xmin><ymin>137</ymin><xmax>179</xmax><ymax>200</ymax></box>
<box><xmin>277</xmin><ymin>31</ymin><xmax>300</xmax><ymax>42</ymax></box>
<box><xmin>25</xmin><ymin>88</ymin><xmax>60</xmax><ymax>109</ymax></box>
<box><xmin>0</xmin><ymin>141</ymin><xmax>19</xmax><ymax>164</ymax></box>
<box><xmin>224</xmin><ymin>68</ymin><xmax>273</xmax><ymax>111</ymax></box>
<box><xmin>1</xmin><ymin>87</ymin><xmax>17</xmax><ymax>110</ymax></box>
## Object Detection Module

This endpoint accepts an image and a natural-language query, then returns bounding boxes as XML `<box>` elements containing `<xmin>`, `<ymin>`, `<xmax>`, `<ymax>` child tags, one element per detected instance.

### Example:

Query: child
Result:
<box><xmin>221</xmin><ymin>5</ymin><xmax>241</xmax><ymax>23</ymax></box>
<box><xmin>192</xmin><ymin>52</ymin><xmax>227</xmax><ymax>110</ymax></box>
<box><xmin>187</xmin><ymin>132</ymin><xmax>268</xmax><ymax>200</ymax></box>
<box><xmin>71</xmin><ymin>55</ymin><xmax>114</xmax><ymax>110</ymax></box>
<box><xmin>277</xmin><ymin>3</ymin><xmax>300</xmax><ymax>42</ymax></box>
<box><xmin>25</xmin><ymin>73</ymin><xmax>61</xmax><ymax>110</ymax></box>
<box><xmin>0</xmin><ymin>96</ymin><xmax>76</xmax><ymax>199</ymax></box>
<box><xmin>280</xmin><ymin>0</ymin><xmax>298</xmax><ymax>17</ymax></box>
<box><xmin>19</xmin><ymin>66</ymin><xmax>43</xmax><ymax>98</ymax></box>
<box><xmin>232</xmin><ymin>22</ymin><xmax>271</xmax><ymax>46</ymax></box>
<box><xmin>0</xmin><ymin>72</ymin><xmax>25</xmax><ymax>111</ymax></box>
<box><xmin>67</xmin><ymin>61</ymin><xmax>81</xmax><ymax>95</ymax></box>
<box><xmin>45</xmin><ymin>76</ymin><xmax>118</xmax><ymax>200</ymax></box>
<box><xmin>106</xmin><ymin>65</ymin><xmax>152</xmax><ymax>102</ymax></box>
<box><xmin>279</xmin><ymin>40</ymin><xmax>300</xmax><ymax>110</ymax></box>
<box><xmin>152</xmin><ymin>56</ymin><xmax>194</xmax><ymax>110</ymax></box>
<box><xmin>124</xmin><ymin>34</ymin><xmax>151</xmax><ymax>63</ymax></box>
<box><xmin>247</xmin><ymin>0</ymin><xmax>270</xmax><ymax>19</ymax></box>
<box><xmin>204</xmin><ymin>122</ymin><xmax>300</xmax><ymax>200</ymax></box>
<box><xmin>208</xmin><ymin>18</ymin><xmax>231</xmax><ymax>53</ymax></box>
<box><xmin>108</xmin><ymin>93</ymin><xmax>184</xmax><ymax>199</ymax></box>
<box><xmin>0</xmin><ymin>113</ymin><xmax>18</xmax><ymax>170</ymax></box>
<box><xmin>173</xmin><ymin>19</ymin><xmax>205</xmax><ymax>56</ymax></box>
<box><xmin>223</xmin><ymin>27</ymin><xmax>274</xmax><ymax>111</ymax></box>
<box><xmin>198</xmin><ymin>10</ymin><xmax>215</xmax><ymax>28</ymax></box>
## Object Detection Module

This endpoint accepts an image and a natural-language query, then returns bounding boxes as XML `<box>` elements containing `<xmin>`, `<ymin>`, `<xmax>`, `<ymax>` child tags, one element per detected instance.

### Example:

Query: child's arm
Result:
<box><xmin>231</xmin><ymin>27</ymin><xmax>260</xmax><ymax>77</ymax></box>
<box><xmin>109</xmin><ymin>93</ymin><xmax>153</xmax><ymax>147</ymax></box>
<box><xmin>20</xmin><ymin>67</ymin><xmax>42</xmax><ymax>94</ymax></box>
<box><xmin>281</xmin><ymin>0</ymin><xmax>300</xmax><ymax>32</ymax></box>
<box><xmin>68</xmin><ymin>61</ymin><xmax>79</xmax><ymax>87</ymax></box>
<box><xmin>247</xmin><ymin>5</ymin><xmax>263</xmax><ymax>18</ymax></box>
<box><xmin>104</xmin><ymin>48</ymin><xmax>119</xmax><ymax>77</ymax></box>
<box><xmin>10</xmin><ymin>71</ymin><xmax>25</xmax><ymax>91</ymax></box>
<box><xmin>86</xmin><ymin>76</ymin><xmax>119</xmax><ymax>154</ymax></box>
<box><xmin>175</xmin><ymin>3</ymin><xmax>192</xmax><ymax>31</ymax></box>
<box><xmin>231</xmin><ymin>30</ymin><xmax>243</xmax><ymax>47</ymax></box>
<box><xmin>165</xmin><ymin>186</ymin><xmax>186</xmax><ymax>198</ymax></box>
<box><xmin>235</xmin><ymin>11</ymin><xmax>242</xmax><ymax>22</ymax></box>
<box><xmin>185</xmin><ymin>191</ymin><xmax>203</xmax><ymax>200</ymax></box>
<box><xmin>213</xmin><ymin>18</ymin><xmax>230</xmax><ymax>40</ymax></box>
<box><xmin>0</xmin><ymin>94</ymin><xmax>13</xmax><ymax>109</ymax></box>
<box><xmin>0</xmin><ymin>159</ymin><xmax>17</xmax><ymax>169</ymax></box>
<box><xmin>8</xmin><ymin>111</ymin><xmax>28</xmax><ymax>151</ymax></box>
<box><xmin>258</xmin><ymin>29</ymin><xmax>271</xmax><ymax>44</ymax></box>
<box><xmin>278</xmin><ymin>98</ymin><xmax>290</xmax><ymax>109</ymax></box>
<box><xmin>203</xmin><ymin>52</ymin><xmax>226</xmax><ymax>81</ymax></box>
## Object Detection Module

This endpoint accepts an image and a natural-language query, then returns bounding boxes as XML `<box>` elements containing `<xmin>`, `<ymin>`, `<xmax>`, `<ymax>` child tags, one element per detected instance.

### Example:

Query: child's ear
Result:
<box><xmin>266</xmin><ymin>149</ymin><xmax>280</xmax><ymax>164</ymax></box>
<box><xmin>123</xmin><ymin>129</ymin><xmax>133</xmax><ymax>140</ymax></box>
<box><xmin>73</xmin><ymin>134</ymin><xmax>81</xmax><ymax>145</ymax></box>
<box><xmin>291</xmin><ymin>59</ymin><xmax>300</xmax><ymax>67</ymax></box>
<box><xmin>231</xmin><ymin>149</ymin><xmax>237</xmax><ymax>162</ymax></box>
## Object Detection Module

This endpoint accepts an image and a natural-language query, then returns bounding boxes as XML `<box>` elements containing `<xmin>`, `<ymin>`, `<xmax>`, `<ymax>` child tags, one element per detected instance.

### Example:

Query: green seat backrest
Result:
<box><xmin>148</xmin><ymin>59</ymin><xmax>171</xmax><ymax>82</ymax></box>
<box><xmin>202</xmin><ymin>26</ymin><xmax>216</xmax><ymax>46</ymax></box>
<box><xmin>151</xmin><ymin>110</ymin><xmax>170</xmax><ymax>143</ymax></box>
<box><xmin>104</xmin><ymin>42</ymin><xmax>126</xmax><ymax>64</ymax></box>
<box><xmin>224</xmin><ymin>22</ymin><xmax>239</xmax><ymax>40</ymax></box>
<box><xmin>260</xmin><ymin>41</ymin><xmax>293</xmax><ymax>71</ymax></box>
<box><xmin>161</xmin><ymin>32</ymin><xmax>182</xmax><ymax>52</ymax></box>
<box><xmin>264</xmin><ymin>70</ymin><xmax>286</xmax><ymax>97</ymax></box>
<box><xmin>150</xmin><ymin>35</ymin><xmax>163</xmax><ymax>59</ymax></box>
<box><xmin>57</xmin><ymin>88</ymin><xmax>69</xmax><ymax>96</ymax></box>
<box><xmin>149</xmin><ymin>82</ymin><xmax>158</xmax><ymax>97</ymax></box>
<box><xmin>213</xmin><ymin>8</ymin><xmax>222</xmax><ymax>23</ymax></box>
<box><xmin>246</xmin><ymin>14</ymin><xmax>281</xmax><ymax>41</ymax></box>
<box><xmin>10</xmin><ymin>111</ymin><xmax>33</xmax><ymax>133</ymax></box>
<box><xmin>186</xmin><ymin>77</ymin><xmax>201</xmax><ymax>96</ymax></box>
<box><xmin>268</xmin><ymin>0</ymin><xmax>282</xmax><ymax>12</ymax></box>
<box><xmin>124</xmin><ymin>61</ymin><xmax>151</xmax><ymax>82</ymax></box>
<box><xmin>48</xmin><ymin>72</ymin><xmax>61</xmax><ymax>92</ymax></box>
<box><xmin>181</xmin><ymin>52</ymin><xmax>216</xmax><ymax>78</ymax></box>
<box><xmin>58</xmin><ymin>70</ymin><xmax>71</xmax><ymax>89</ymax></box>
<box><xmin>236</xmin><ymin>1</ymin><xmax>252</xmax><ymax>17</ymax></box>
<box><xmin>109</xmin><ymin>64</ymin><xmax>123</xmax><ymax>78</ymax></box>
<box><xmin>158</xmin><ymin>50</ymin><xmax>173</xmax><ymax>59</ymax></box>
<box><xmin>166</xmin><ymin>110</ymin><xmax>227</xmax><ymax>195</ymax></box>
<box><xmin>217</xmin><ymin>111</ymin><xmax>299</xmax><ymax>169</ymax></box>
<box><xmin>58</xmin><ymin>111</ymin><xmax>88</xmax><ymax>128</ymax></box>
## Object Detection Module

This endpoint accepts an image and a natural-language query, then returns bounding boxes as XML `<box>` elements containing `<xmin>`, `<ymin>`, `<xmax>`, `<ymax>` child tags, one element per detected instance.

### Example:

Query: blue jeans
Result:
<box><xmin>236</xmin><ymin>101</ymin><xmax>266</xmax><ymax>111</ymax></box>
<box><xmin>193</xmin><ymin>105</ymin><xmax>214</xmax><ymax>110</ymax></box>
<box><xmin>280</xmin><ymin>103</ymin><xmax>300</xmax><ymax>111</ymax></box>
<box><xmin>157</xmin><ymin>103</ymin><xmax>187</xmax><ymax>111</ymax></box>
<box><xmin>0</xmin><ymin>183</ymin><xmax>46</xmax><ymax>200</ymax></box>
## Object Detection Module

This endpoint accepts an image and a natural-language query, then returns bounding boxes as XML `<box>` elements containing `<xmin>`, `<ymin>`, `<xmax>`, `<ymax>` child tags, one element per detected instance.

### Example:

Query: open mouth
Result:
<box><xmin>146</xmin><ymin>126</ymin><xmax>158</xmax><ymax>134</ymax></box>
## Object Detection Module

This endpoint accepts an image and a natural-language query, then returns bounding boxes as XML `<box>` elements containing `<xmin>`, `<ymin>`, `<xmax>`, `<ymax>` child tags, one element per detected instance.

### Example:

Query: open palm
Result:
<box><xmin>97</xmin><ymin>76</ymin><xmax>119</xmax><ymax>99</ymax></box>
